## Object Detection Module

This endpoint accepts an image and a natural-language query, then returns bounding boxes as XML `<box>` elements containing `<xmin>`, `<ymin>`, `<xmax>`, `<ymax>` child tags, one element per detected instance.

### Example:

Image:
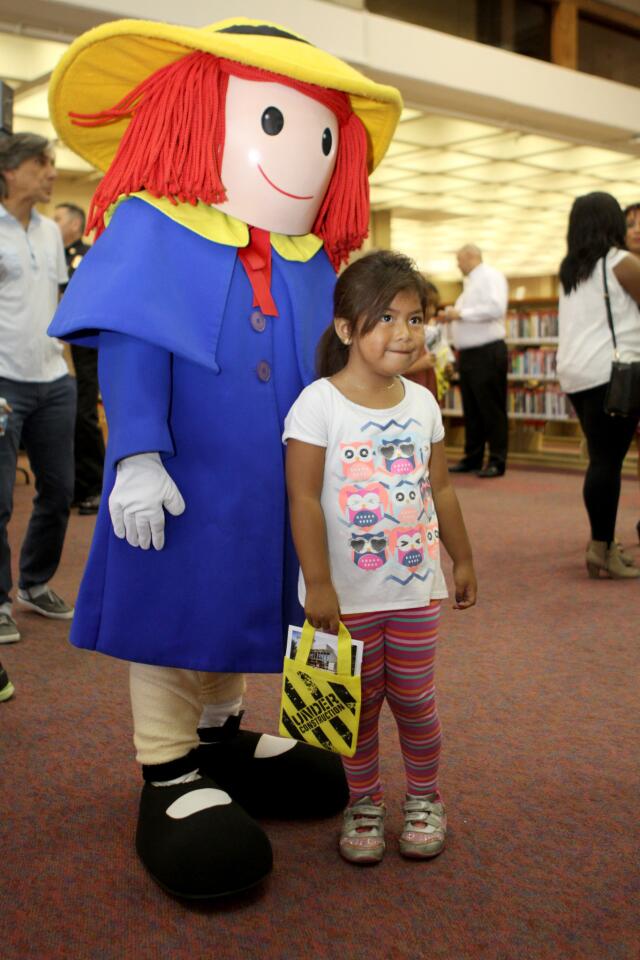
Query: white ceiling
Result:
<box><xmin>2</xmin><ymin>30</ymin><xmax>640</xmax><ymax>280</ymax></box>
<box><xmin>379</xmin><ymin>109</ymin><xmax>640</xmax><ymax>280</ymax></box>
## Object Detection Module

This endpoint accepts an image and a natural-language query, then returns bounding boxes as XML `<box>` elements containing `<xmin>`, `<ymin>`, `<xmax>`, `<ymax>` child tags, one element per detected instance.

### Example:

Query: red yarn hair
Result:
<box><xmin>71</xmin><ymin>51</ymin><xmax>370</xmax><ymax>268</ymax></box>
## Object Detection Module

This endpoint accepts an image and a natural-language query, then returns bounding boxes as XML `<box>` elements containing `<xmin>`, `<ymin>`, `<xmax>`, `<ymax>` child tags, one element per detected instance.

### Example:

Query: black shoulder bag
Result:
<box><xmin>602</xmin><ymin>257</ymin><xmax>640</xmax><ymax>417</ymax></box>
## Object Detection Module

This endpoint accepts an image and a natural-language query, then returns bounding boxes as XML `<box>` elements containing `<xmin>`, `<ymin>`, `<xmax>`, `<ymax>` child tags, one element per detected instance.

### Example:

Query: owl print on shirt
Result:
<box><xmin>334</xmin><ymin>415</ymin><xmax>440</xmax><ymax>588</ymax></box>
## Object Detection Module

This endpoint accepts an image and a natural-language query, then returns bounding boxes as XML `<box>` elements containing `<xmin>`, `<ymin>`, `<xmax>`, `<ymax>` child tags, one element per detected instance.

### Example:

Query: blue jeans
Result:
<box><xmin>0</xmin><ymin>375</ymin><xmax>77</xmax><ymax>606</ymax></box>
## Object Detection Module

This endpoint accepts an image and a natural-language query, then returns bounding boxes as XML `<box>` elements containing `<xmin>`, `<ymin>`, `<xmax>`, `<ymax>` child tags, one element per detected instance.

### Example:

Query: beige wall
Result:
<box><xmin>433</xmin><ymin>274</ymin><xmax>558</xmax><ymax>305</ymax></box>
<box><xmin>507</xmin><ymin>274</ymin><xmax>558</xmax><ymax>300</ymax></box>
<box><xmin>36</xmin><ymin>173</ymin><xmax>99</xmax><ymax>243</ymax></box>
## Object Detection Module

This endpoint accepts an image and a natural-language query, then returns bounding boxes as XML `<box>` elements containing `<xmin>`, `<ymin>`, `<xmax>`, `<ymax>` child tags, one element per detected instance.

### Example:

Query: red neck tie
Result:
<box><xmin>237</xmin><ymin>226</ymin><xmax>279</xmax><ymax>317</ymax></box>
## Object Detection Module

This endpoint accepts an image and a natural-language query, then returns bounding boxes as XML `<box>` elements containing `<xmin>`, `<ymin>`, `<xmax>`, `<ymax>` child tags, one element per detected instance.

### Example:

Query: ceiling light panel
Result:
<box><xmin>502</xmin><ymin>190</ymin><xmax>571</xmax><ymax>208</ymax></box>
<box><xmin>452</xmin><ymin>160</ymin><xmax>542</xmax><ymax>183</ymax></box>
<box><xmin>400</xmin><ymin>107</ymin><xmax>422</xmax><ymax>122</ymax></box>
<box><xmin>369</xmin><ymin>185</ymin><xmax>415</xmax><ymax>204</ymax></box>
<box><xmin>581</xmin><ymin>159</ymin><xmax>640</xmax><ymax>181</ymax></box>
<box><xmin>392</xmin><ymin>194</ymin><xmax>464</xmax><ymax>211</ymax></box>
<box><xmin>559</xmin><ymin>182</ymin><xmax>640</xmax><ymax>207</ymax></box>
<box><xmin>523</xmin><ymin>145</ymin><xmax>630</xmax><ymax>170</ymax></box>
<box><xmin>389</xmin><ymin>150</ymin><xmax>490</xmax><ymax>174</ymax></box>
<box><xmin>459</xmin><ymin>132</ymin><xmax>570</xmax><ymax>160</ymax></box>
<box><xmin>0</xmin><ymin>33</ymin><xmax>66</xmax><ymax>84</ymax></box>
<box><xmin>387</xmin><ymin>173</ymin><xmax>476</xmax><ymax>193</ymax></box>
<box><xmin>12</xmin><ymin>89</ymin><xmax>49</xmax><ymax>120</ymax></box>
<box><xmin>369</xmin><ymin>165</ymin><xmax>417</xmax><ymax>186</ymax></box>
<box><xmin>12</xmin><ymin>115</ymin><xmax>56</xmax><ymax>139</ymax></box>
<box><xmin>517</xmin><ymin>171</ymin><xmax>606</xmax><ymax>190</ymax></box>
<box><xmin>394</xmin><ymin>115</ymin><xmax>502</xmax><ymax>147</ymax></box>
<box><xmin>52</xmin><ymin>146</ymin><xmax>93</xmax><ymax>173</ymax></box>
<box><xmin>446</xmin><ymin>183</ymin><xmax>534</xmax><ymax>202</ymax></box>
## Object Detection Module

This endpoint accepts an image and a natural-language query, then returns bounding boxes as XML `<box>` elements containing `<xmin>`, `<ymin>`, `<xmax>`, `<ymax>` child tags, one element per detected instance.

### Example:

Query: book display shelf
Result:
<box><xmin>441</xmin><ymin>298</ymin><xmax>592</xmax><ymax>470</ymax></box>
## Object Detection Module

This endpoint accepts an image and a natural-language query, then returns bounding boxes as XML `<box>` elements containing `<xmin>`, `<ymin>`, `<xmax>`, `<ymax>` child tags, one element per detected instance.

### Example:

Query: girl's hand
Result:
<box><xmin>305</xmin><ymin>582</ymin><xmax>341</xmax><ymax>634</ymax></box>
<box><xmin>452</xmin><ymin>561</ymin><xmax>477</xmax><ymax>609</ymax></box>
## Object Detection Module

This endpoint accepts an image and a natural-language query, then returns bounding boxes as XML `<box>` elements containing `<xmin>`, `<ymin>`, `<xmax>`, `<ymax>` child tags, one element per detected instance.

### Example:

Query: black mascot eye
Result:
<box><xmin>261</xmin><ymin>107</ymin><xmax>284</xmax><ymax>136</ymax></box>
<box><xmin>322</xmin><ymin>127</ymin><xmax>333</xmax><ymax>156</ymax></box>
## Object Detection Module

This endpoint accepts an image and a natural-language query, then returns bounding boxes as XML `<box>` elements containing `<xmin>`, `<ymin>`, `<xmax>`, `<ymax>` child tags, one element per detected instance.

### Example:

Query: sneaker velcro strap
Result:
<box><xmin>343</xmin><ymin>801</ymin><xmax>385</xmax><ymax>837</ymax></box>
<box><xmin>403</xmin><ymin>798</ymin><xmax>444</xmax><ymax>832</ymax></box>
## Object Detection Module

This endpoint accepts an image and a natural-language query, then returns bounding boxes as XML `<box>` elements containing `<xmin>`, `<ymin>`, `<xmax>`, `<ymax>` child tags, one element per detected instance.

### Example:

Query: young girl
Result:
<box><xmin>405</xmin><ymin>280</ymin><xmax>455</xmax><ymax>403</ymax></box>
<box><xmin>283</xmin><ymin>250</ymin><xmax>477</xmax><ymax>864</ymax></box>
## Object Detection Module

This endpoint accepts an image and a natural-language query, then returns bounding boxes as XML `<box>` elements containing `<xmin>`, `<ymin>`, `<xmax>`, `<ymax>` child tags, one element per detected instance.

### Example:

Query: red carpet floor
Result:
<box><xmin>1</xmin><ymin>468</ymin><xmax>639</xmax><ymax>960</ymax></box>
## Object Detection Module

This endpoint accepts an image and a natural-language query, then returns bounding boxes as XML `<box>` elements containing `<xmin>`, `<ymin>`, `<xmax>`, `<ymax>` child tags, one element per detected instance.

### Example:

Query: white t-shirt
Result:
<box><xmin>557</xmin><ymin>248</ymin><xmax>640</xmax><ymax>395</ymax></box>
<box><xmin>0</xmin><ymin>204</ymin><xmax>68</xmax><ymax>382</ymax></box>
<box><xmin>283</xmin><ymin>377</ymin><xmax>448</xmax><ymax>615</ymax></box>
<box><xmin>451</xmin><ymin>262</ymin><xmax>508</xmax><ymax>350</ymax></box>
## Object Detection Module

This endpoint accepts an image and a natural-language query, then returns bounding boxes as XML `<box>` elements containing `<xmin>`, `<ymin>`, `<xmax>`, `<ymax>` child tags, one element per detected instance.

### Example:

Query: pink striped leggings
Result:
<box><xmin>340</xmin><ymin>603</ymin><xmax>441</xmax><ymax>803</ymax></box>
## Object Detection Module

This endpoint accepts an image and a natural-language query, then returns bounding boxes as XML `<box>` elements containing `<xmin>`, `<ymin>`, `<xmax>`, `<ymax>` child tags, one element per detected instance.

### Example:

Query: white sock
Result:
<box><xmin>18</xmin><ymin>583</ymin><xmax>49</xmax><ymax>600</ymax></box>
<box><xmin>199</xmin><ymin>697</ymin><xmax>243</xmax><ymax>730</ymax></box>
<box><xmin>151</xmin><ymin>770</ymin><xmax>201</xmax><ymax>787</ymax></box>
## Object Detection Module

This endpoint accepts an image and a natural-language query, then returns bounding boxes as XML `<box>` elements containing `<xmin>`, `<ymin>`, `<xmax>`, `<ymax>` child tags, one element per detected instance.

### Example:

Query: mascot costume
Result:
<box><xmin>48</xmin><ymin>17</ymin><xmax>401</xmax><ymax>898</ymax></box>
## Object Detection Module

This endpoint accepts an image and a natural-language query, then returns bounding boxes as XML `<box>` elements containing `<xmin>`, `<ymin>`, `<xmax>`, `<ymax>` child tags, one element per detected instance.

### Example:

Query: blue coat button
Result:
<box><xmin>257</xmin><ymin>361</ymin><xmax>271</xmax><ymax>382</ymax></box>
<box><xmin>250</xmin><ymin>310</ymin><xmax>266</xmax><ymax>332</ymax></box>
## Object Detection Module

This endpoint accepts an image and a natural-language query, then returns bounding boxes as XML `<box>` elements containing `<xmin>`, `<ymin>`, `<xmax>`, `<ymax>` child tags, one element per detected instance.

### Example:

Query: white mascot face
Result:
<box><xmin>214</xmin><ymin>75</ymin><xmax>340</xmax><ymax>235</ymax></box>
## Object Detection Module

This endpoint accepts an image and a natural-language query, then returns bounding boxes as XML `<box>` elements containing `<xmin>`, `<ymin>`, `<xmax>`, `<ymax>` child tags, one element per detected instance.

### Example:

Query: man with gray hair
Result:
<box><xmin>0</xmin><ymin>132</ymin><xmax>76</xmax><ymax>643</ymax></box>
<box><xmin>441</xmin><ymin>244</ymin><xmax>509</xmax><ymax>478</ymax></box>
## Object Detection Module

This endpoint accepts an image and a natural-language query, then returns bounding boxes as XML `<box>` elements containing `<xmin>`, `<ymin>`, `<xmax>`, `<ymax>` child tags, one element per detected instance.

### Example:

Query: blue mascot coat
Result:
<box><xmin>49</xmin><ymin>197</ymin><xmax>336</xmax><ymax>672</ymax></box>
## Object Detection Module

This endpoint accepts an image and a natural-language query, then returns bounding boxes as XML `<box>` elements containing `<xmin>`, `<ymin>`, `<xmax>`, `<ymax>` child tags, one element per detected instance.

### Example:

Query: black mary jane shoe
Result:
<box><xmin>136</xmin><ymin>775</ymin><xmax>273</xmax><ymax>899</ymax></box>
<box><xmin>197</xmin><ymin>714</ymin><xmax>349</xmax><ymax>820</ymax></box>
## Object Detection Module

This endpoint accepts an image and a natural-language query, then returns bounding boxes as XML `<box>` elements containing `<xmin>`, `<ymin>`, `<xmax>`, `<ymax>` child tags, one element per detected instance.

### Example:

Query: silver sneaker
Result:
<box><xmin>339</xmin><ymin>796</ymin><xmax>386</xmax><ymax>864</ymax></box>
<box><xmin>0</xmin><ymin>612</ymin><xmax>20</xmax><ymax>643</ymax></box>
<box><xmin>399</xmin><ymin>794</ymin><xmax>447</xmax><ymax>859</ymax></box>
<box><xmin>16</xmin><ymin>588</ymin><xmax>74</xmax><ymax>620</ymax></box>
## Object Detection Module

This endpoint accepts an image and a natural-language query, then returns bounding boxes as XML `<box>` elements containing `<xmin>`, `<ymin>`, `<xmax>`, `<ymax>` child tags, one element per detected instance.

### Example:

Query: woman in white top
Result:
<box><xmin>557</xmin><ymin>192</ymin><xmax>640</xmax><ymax>579</ymax></box>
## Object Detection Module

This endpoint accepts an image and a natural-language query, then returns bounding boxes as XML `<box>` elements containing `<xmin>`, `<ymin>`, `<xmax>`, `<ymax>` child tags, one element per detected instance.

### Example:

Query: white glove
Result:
<box><xmin>109</xmin><ymin>452</ymin><xmax>185</xmax><ymax>551</ymax></box>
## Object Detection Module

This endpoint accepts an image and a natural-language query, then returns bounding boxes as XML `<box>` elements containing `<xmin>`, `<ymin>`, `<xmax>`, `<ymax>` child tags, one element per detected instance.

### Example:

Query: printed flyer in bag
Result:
<box><xmin>286</xmin><ymin>624</ymin><xmax>363</xmax><ymax>676</ymax></box>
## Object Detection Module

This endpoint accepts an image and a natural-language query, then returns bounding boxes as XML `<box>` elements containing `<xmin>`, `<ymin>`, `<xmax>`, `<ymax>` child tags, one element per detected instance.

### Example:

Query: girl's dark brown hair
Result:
<box><xmin>316</xmin><ymin>249</ymin><xmax>429</xmax><ymax>377</ymax></box>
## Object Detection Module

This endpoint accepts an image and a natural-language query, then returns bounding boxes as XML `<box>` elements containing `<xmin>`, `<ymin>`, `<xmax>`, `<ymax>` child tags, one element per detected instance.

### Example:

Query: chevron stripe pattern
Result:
<box><xmin>279</xmin><ymin>662</ymin><xmax>361</xmax><ymax>757</ymax></box>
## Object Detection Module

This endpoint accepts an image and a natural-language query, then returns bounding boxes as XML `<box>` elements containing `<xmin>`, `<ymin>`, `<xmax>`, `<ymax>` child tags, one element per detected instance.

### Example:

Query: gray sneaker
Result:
<box><xmin>0</xmin><ymin>661</ymin><xmax>14</xmax><ymax>700</ymax></box>
<box><xmin>16</xmin><ymin>588</ymin><xmax>74</xmax><ymax>620</ymax></box>
<box><xmin>0</xmin><ymin>612</ymin><xmax>20</xmax><ymax>643</ymax></box>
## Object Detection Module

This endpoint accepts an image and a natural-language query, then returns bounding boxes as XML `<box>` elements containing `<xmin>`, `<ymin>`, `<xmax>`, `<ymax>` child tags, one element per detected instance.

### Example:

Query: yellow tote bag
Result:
<box><xmin>279</xmin><ymin>621</ymin><xmax>361</xmax><ymax>758</ymax></box>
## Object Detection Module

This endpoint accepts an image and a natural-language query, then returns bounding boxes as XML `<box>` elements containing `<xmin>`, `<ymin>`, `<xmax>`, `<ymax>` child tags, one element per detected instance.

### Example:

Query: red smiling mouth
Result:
<box><xmin>258</xmin><ymin>165</ymin><xmax>313</xmax><ymax>201</ymax></box>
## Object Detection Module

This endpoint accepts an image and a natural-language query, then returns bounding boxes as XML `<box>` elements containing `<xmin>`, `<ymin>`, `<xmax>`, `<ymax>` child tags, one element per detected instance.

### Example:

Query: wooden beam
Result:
<box><xmin>551</xmin><ymin>1</ymin><xmax>578</xmax><ymax>69</ymax></box>
<box><xmin>578</xmin><ymin>0</ymin><xmax>640</xmax><ymax>36</ymax></box>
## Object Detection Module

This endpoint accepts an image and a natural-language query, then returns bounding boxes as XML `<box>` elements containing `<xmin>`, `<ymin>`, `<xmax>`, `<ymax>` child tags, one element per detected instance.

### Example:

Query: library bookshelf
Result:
<box><xmin>441</xmin><ymin>297</ymin><xmax>633</xmax><ymax>473</ymax></box>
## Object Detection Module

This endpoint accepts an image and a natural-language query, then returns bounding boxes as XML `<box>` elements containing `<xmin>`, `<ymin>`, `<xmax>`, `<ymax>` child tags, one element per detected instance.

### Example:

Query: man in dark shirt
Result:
<box><xmin>54</xmin><ymin>203</ymin><xmax>104</xmax><ymax>514</ymax></box>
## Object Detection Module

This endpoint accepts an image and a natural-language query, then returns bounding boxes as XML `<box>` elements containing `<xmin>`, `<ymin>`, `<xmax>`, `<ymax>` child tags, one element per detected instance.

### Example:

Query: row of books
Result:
<box><xmin>442</xmin><ymin>384</ymin><xmax>576</xmax><ymax>420</ymax></box>
<box><xmin>509</xmin><ymin>348</ymin><xmax>557</xmax><ymax>377</ymax></box>
<box><xmin>507</xmin><ymin>386</ymin><xmax>575</xmax><ymax>418</ymax></box>
<box><xmin>505</xmin><ymin>309</ymin><xmax>558</xmax><ymax>340</ymax></box>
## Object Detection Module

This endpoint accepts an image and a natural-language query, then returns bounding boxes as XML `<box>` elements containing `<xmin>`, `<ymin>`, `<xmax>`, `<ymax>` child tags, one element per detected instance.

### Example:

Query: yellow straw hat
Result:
<box><xmin>49</xmin><ymin>16</ymin><xmax>402</xmax><ymax>175</ymax></box>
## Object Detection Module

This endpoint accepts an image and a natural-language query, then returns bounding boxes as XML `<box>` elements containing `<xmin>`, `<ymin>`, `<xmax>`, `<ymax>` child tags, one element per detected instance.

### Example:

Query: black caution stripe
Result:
<box><xmin>283</xmin><ymin>671</ymin><xmax>358</xmax><ymax>752</ymax></box>
<box><xmin>280</xmin><ymin>710</ymin><xmax>304</xmax><ymax>741</ymax></box>
<box><xmin>328</xmin><ymin>680</ymin><xmax>358</xmax><ymax>714</ymax></box>
<box><xmin>284</xmin><ymin>676</ymin><xmax>306</xmax><ymax>711</ymax></box>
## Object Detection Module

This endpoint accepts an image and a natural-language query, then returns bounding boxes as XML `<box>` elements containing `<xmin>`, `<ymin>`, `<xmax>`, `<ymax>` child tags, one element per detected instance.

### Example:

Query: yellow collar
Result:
<box><xmin>107</xmin><ymin>191</ymin><xmax>323</xmax><ymax>263</ymax></box>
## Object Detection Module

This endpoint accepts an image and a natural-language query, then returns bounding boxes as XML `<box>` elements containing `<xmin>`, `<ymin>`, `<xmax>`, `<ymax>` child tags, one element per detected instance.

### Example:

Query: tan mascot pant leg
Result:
<box><xmin>130</xmin><ymin>663</ymin><xmax>246</xmax><ymax>766</ymax></box>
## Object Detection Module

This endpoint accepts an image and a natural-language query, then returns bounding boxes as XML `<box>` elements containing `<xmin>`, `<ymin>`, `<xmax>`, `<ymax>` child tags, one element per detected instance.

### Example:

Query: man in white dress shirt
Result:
<box><xmin>441</xmin><ymin>244</ymin><xmax>508</xmax><ymax>478</ymax></box>
<box><xmin>0</xmin><ymin>133</ymin><xmax>76</xmax><ymax>644</ymax></box>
